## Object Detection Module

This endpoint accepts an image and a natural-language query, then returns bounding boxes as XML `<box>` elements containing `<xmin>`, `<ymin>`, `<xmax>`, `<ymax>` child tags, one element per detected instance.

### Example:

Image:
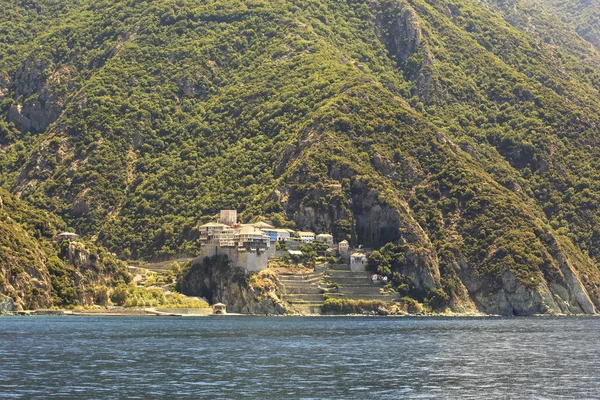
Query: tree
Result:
<box><xmin>110</xmin><ymin>285</ymin><xmax>129</xmax><ymax>306</ymax></box>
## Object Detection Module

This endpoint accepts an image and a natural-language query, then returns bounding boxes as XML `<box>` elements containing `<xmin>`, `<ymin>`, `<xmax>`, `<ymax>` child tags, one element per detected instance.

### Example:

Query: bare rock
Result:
<box><xmin>0</xmin><ymin>295</ymin><xmax>16</xmax><ymax>314</ymax></box>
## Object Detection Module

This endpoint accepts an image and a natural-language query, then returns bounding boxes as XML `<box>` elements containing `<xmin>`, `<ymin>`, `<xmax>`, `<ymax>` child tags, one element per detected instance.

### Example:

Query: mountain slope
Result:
<box><xmin>0</xmin><ymin>188</ymin><xmax>130</xmax><ymax>309</ymax></box>
<box><xmin>2</xmin><ymin>0</ymin><xmax>600</xmax><ymax>314</ymax></box>
<box><xmin>541</xmin><ymin>0</ymin><xmax>600</xmax><ymax>51</ymax></box>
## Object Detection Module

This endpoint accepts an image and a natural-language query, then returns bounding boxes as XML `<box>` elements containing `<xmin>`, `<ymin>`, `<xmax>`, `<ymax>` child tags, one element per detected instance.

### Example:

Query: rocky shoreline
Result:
<box><xmin>3</xmin><ymin>307</ymin><xmax>596</xmax><ymax>318</ymax></box>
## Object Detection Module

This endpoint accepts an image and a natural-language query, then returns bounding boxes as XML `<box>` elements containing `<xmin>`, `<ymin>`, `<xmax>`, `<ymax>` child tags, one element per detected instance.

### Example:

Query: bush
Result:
<box><xmin>322</xmin><ymin>298</ymin><xmax>388</xmax><ymax>314</ymax></box>
<box><xmin>401</xmin><ymin>297</ymin><xmax>423</xmax><ymax>314</ymax></box>
<box><xmin>93</xmin><ymin>286</ymin><xmax>109</xmax><ymax>306</ymax></box>
<box><xmin>427</xmin><ymin>288</ymin><xmax>450</xmax><ymax>312</ymax></box>
<box><xmin>110</xmin><ymin>285</ymin><xmax>129</xmax><ymax>306</ymax></box>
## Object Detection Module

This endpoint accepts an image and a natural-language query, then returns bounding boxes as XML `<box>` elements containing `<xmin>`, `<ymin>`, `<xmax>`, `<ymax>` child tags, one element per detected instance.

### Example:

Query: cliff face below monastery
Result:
<box><xmin>177</xmin><ymin>255</ymin><xmax>293</xmax><ymax>314</ymax></box>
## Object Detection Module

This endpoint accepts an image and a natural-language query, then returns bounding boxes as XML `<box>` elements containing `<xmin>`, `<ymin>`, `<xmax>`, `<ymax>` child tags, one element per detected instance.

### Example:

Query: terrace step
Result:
<box><xmin>283</xmin><ymin>294</ymin><xmax>325</xmax><ymax>302</ymax></box>
<box><xmin>326</xmin><ymin>271</ymin><xmax>373</xmax><ymax>278</ymax></box>
<box><xmin>279</xmin><ymin>273</ymin><xmax>323</xmax><ymax>281</ymax></box>
<box><xmin>327</xmin><ymin>287</ymin><xmax>383</xmax><ymax>295</ymax></box>
<box><xmin>325</xmin><ymin>293</ymin><xmax>396</xmax><ymax>301</ymax></box>
<box><xmin>325</xmin><ymin>277</ymin><xmax>372</xmax><ymax>285</ymax></box>
<box><xmin>328</xmin><ymin>264</ymin><xmax>351</xmax><ymax>271</ymax></box>
<box><xmin>294</xmin><ymin>305</ymin><xmax>322</xmax><ymax>314</ymax></box>
<box><xmin>284</xmin><ymin>286</ymin><xmax>323</xmax><ymax>295</ymax></box>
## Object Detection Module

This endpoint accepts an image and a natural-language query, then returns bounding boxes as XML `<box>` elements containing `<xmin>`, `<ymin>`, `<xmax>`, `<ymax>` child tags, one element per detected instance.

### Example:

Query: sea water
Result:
<box><xmin>1</xmin><ymin>316</ymin><xmax>599</xmax><ymax>399</ymax></box>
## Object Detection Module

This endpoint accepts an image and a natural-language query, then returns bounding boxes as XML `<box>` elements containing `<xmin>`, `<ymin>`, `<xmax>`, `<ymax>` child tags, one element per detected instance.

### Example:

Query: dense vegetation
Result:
<box><xmin>110</xmin><ymin>284</ymin><xmax>209</xmax><ymax>308</ymax></box>
<box><xmin>2</xmin><ymin>0</ymin><xmax>600</xmax><ymax>314</ymax></box>
<box><xmin>322</xmin><ymin>298</ymin><xmax>389</xmax><ymax>315</ymax></box>
<box><xmin>0</xmin><ymin>188</ymin><xmax>129</xmax><ymax>309</ymax></box>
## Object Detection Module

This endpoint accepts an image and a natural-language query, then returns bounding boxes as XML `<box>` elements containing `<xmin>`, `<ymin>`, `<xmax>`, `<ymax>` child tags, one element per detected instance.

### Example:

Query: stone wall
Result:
<box><xmin>198</xmin><ymin>245</ymin><xmax>268</xmax><ymax>272</ymax></box>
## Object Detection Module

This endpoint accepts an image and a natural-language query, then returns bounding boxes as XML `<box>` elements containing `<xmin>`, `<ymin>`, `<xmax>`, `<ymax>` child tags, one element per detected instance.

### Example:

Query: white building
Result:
<box><xmin>197</xmin><ymin>225</ymin><xmax>270</xmax><ymax>273</ymax></box>
<box><xmin>215</xmin><ymin>228</ymin><xmax>237</xmax><ymax>247</ymax></box>
<box><xmin>316</xmin><ymin>233</ymin><xmax>334</xmax><ymax>246</ymax></box>
<box><xmin>338</xmin><ymin>240</ymin><xmax>350</xmax><ymax>255</ymax></box>
<box><xmin>297</xmin><ymin>231</ymin><xmax>315</xmax><ymax>243</ymax></box>
<box><xmin>251</xmin><ymin>221</ymin><xmax>275</xmax><ymax>230</ymax></box>
<box><xmin>199</xmin><ymin>222</ymin><xmax>228</xmax><ymax>238</ymax></box>
<box><xmin>235</xmin><ymin>225</ymin><xmax>271</xmax><ymax>249</ymax></box>
<box><xmin>274</xmin><ymin>229</ymin><xmax>291</xmax><ymax>242</ymax></box>
<box><xmin>350</xmin><ymin>253</ymin><xmax>366</xmax><ymax>272</ymax></box>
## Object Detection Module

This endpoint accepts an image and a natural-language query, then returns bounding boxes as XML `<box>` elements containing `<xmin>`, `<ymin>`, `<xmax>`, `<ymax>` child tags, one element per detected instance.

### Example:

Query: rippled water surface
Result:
<box><xmin>1</xmin><ymin>316</ymin><xmax>600</xmax><ymax>399</ymax></box>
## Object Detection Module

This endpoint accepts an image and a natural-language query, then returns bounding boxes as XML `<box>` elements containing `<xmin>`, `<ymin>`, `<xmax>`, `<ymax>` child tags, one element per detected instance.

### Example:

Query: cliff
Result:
<box><xmin>177</xmin><ymin>255</ymin><xmax>293</xmax><ymax>314</ymax></box>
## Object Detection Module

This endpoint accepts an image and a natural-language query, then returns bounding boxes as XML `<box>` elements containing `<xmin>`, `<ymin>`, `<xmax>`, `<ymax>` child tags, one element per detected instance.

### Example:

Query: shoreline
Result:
<box><xmin>3</xmin><ymin>309</ymin><xmax>598</xmax><ymax>318</ymax></box>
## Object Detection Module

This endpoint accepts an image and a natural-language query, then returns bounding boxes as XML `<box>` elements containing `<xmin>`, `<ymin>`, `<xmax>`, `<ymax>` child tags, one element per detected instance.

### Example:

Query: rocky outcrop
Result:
<box><xmin>214</xmin><ymin>273</ymin><xmax>294</xmax><ymax>315</ymax></box>
<box><xmin>473</xmin><ymin>271</ymin><xmax>562</xmax><ymax>315</ymax></box>
<box><xmin>374</xmin><ymin>0</ymin><xmax>445</xmax><ymax>100</ymax></box>
<box><xmin>403</xmin><ymin>247</ymin><xmax>441</xmax><ymax>290</ymax></box>
<box><xmin>453</xmin><ymin>250</ymin><xmax>597</xmax><ymax>316</ymax></box>
<box><xmin>0</xmin><ymin>220</ymin><xmax>54</xmax><ymax>310</ymax></box>
<box><xmin>8</xmin><ymin>57</ymin><xmax>71</xmax><ymax>133</ymax></box>
<box><xmin>0</xmin><ymin>294</ymin><xmax>16</xmax><ymax>314</ymax></box>
<box><xmin>351</xmin><ymin>180</ymin><xmax>402</xmax><ymax>247</ymax></box>
<box><xmin>177</xmin><ymin>255</ymin><xmax>294</xmax><ymax>314</ymax></box>
<box><xmin>0</xmin><ymin>189</ymin><xmax>129</xmax><ymax>309</ymax></box>
<box><xmin>378</xmin><ymin>4</ymin><xmax>422</xmax><ymax>65</ymax></box>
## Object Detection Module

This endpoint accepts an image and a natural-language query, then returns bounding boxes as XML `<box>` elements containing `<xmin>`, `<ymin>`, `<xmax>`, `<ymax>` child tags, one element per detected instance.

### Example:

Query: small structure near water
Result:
<box><xmin>212</xmin><ymin>303</ymin><xmax>227</xmax><ymax>315</ymax></box>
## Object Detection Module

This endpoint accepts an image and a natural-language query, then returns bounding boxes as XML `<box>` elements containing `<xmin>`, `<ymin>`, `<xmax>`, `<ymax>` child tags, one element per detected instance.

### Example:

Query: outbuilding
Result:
<box><xmin>316</xmin><ymin>233</ymin><xmax>334</xmax><ymax>246</ymax></box>
<box><xmin>297</xmin><ymin>231</ymin><xmax>315</xmax><ymax>243</ymax></box>
<box><xmin>338</xmin><ymin>240</ymin><xmax>350</xmax><ymax>255</ymax></box>
<box><xmin>212</xmin><ymin>303</ymin><xmax>227</xmax><ymax>315</ymax></box>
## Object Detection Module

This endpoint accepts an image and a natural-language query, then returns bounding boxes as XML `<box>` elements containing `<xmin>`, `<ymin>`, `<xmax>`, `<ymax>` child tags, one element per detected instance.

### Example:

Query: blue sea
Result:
<box><xmin>1</xmin><ymin>316</ymin><xmax>599</xmax><ymax>399</ymax></box>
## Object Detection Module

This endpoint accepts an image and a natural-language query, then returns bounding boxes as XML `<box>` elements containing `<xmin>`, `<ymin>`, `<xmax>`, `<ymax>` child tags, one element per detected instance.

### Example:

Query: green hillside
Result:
<box><xmin>0</xmin><ymin>188</ymin><xmax>129</xmax><ymax>309</ymax></box>
<box><xmin>542</xmin><ymin>0</ymin><xmax>600</xmax><ymax>50</ymax></box>
<box><xmin>2</xmin><ymin>0</ymin><xmax>600</xmax><ymax>314</ymax></box>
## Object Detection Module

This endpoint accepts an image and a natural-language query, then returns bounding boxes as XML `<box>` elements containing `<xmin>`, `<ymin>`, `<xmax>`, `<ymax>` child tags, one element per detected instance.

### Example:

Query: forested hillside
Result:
<box><xmin>0</xmin><ymin>189</ymin><xmax>129</xmax><ymax>310</ymax></box>
<box><xmin>2</xmin><ymin>0</ymin><xmax>600</xmax><ymax>314</ymax></box>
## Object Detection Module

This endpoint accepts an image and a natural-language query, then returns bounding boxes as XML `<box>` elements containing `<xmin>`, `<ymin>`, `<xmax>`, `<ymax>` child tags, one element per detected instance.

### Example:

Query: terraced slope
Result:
<box><xmin>279</xmin><ymin>270</ymin><xmax>325</xmax><ymax>314</ymax></box>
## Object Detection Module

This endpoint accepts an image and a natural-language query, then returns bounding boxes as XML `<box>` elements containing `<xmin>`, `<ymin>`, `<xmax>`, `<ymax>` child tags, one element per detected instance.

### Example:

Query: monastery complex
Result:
<box><xmin>196</xmin><ymin>210</ymin><xmax>362</xmax><ymax>272</ymax></box>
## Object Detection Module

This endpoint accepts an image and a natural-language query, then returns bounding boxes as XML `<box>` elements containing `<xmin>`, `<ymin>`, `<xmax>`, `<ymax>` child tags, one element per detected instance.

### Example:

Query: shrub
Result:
<box><xmin>322</xmin><ymin>298</ymin><xmax>388</xmax><ymax>314</ymax></box>
<box><xmin>110</xmin><ymin>285</ymin><xmax>129</xmax><ymax>306</ymax></box>
<box><xmin>401</xmin><ymin>297</ymin><xmax>423</xmax><ymax>314</ymax></box>
<box><xmin>427</xmin><ymin>288</ymin><xmax>450</xmax><ymax>312</ymax></box>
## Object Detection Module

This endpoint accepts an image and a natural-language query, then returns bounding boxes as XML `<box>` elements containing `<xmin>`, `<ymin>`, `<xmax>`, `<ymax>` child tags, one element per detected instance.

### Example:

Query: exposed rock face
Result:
<box><xmin>0</xmin><ymin>189</ymin><xmax>129</xmax><ymax>309</ymax></box>
<box><xmin>282</xmin><ymin>176</ymin><xmax>406</xmax><ymax>247</ymax></box>
<box><xmin>380</xmin><ymin>5</ymin><xmax>422</xmax><ymax>65</ymax></box>
<box><xmin>474</xmin><ymin>271</ymin><xmax>561</xmax><ymax>316</ymax></box>
<box><xmin>374</xmin><ymin>0</ymin><xmax>445</xmax><ymax>100</ymax></box>
<box><xmin>213</xmin><ymin>278</ymin><xmax>293</xmax><ymax>315</ymax></box>
<box><xmin>56</xmin><ymin>241</ymin><xmax>129</xmax><ymax>308</ymax></box>
<box><xmin>8</xmin><ymin>57</ymin><xmax>71</xmax><ymax>133</ymax></box>
<box><xmin>453</xmin><ymin>251</ymin><xmax>597</xmax><ymax>316</ymax></box>
<box><xmin>0</xmin><ymin>222</ymin><xmax>54</xmax><ymax>310</ymax></box>
<box><xmin>402</xmin><ymin>247</ymin><xmax>441</xmax><ymax>290</ymax></box>
<box><xmin>0</xmin><ymin>295</ymin><xmax>16</xmax><ymax>314</ymax></box>
<box><xmin>351</xmin><ymin>180</ymin><xmax>402</xmax><ymax>247</ymax></box>
<box><xmin>177</xmin><ymin>255</ymin><xmax>293</xmax><ymax>314</ymax></box>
